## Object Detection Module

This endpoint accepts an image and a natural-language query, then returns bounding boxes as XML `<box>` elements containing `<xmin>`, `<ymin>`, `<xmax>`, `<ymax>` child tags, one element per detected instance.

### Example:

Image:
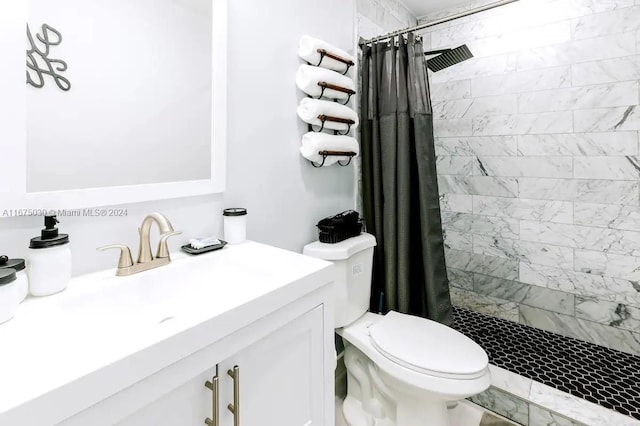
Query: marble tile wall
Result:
<box><xmin>356</xmin><ymin>0</ymin><xmax>417</xmax><ymax>40</ymax></box>
<box><xmin>419</xmin><ymin>0</ymin><xmax>640</xmax><ymax>355</ymax></box>
<box><xmin>475</xmin><ymin>364</ymin><xmax>640</xmax><ymax>425</ymax></box>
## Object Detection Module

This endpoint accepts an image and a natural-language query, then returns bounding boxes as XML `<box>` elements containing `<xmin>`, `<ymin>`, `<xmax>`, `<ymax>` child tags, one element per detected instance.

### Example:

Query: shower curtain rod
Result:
<box><xmin>359</xmin><ymin>0</ymin><xmax>521</xmax><ymax>45</ymax></box>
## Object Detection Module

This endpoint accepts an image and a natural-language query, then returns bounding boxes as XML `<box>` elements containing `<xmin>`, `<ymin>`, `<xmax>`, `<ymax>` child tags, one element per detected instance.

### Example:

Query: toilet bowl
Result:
<box><xmin>303</xmin><ymin>233</ymin><xmax>490</xmax><ymax>426</ymax></box>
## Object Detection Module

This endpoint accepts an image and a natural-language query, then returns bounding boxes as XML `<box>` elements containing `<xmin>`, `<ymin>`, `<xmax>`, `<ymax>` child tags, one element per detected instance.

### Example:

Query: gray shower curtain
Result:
<box><xmin>360</xmin><ymin>33</ymin><xmax>452</xmax><ymax>325</ymax></box>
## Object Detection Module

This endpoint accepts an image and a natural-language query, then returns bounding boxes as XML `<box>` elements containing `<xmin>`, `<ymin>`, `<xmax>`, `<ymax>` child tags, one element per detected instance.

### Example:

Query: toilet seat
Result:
<box><xmin>368</xmin><ymin>311</ymin><xmax>488</xmax><ymax>380</ymax></box>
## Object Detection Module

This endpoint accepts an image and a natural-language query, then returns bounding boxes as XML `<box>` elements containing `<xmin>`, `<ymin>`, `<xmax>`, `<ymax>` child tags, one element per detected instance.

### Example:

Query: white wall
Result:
<box><xmin>224</xmin><ymin>0</ymin><xmax>357</xmax><ymax>251</ymax></box>
<box><xmin>0</xmin><ymin>0</ymin><xmax>357</xmax><ymax>276</ymax></box>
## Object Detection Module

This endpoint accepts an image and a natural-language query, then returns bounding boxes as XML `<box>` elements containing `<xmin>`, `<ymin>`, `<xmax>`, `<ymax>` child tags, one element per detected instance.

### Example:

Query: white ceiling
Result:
<box><xmin>402</xmin><ymin>0</ymin><xmax>475</xmax><ymax>18</ymax></box>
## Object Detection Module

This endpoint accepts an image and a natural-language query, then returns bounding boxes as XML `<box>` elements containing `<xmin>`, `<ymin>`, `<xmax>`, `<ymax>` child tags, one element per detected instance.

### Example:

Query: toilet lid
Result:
<box><xmin>369</xmin><ymin>311</ymin><xmax>488</xmax><ymax>379</ymax></box>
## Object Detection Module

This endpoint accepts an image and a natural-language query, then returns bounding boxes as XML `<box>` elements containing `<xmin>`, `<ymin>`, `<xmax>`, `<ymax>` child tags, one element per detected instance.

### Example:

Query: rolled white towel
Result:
<box><xmin>296</xmin><ymin>64</ymin><xmax>355</xmax><ymax>101</ymax></box>
<box><xmin>298</xmin><ymin>35</ymin><xmax>355</xmax><ymax>73</ymax></box>
<box><xmin>300</xmin><ymin>132</ymin><xmax>359</xmax><ymax>167</ymax></box>
<box><xmin>297</xmin><ymin>98</ymin><xmax>359</xmax><ymax>132</ymax></box>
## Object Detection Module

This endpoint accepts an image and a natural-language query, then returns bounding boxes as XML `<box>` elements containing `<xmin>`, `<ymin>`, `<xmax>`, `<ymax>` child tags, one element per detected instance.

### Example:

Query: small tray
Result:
<box><xmin>181</xmin><ymin>240</ymin><xmax>227</xmax><ymax>255</ymax></box>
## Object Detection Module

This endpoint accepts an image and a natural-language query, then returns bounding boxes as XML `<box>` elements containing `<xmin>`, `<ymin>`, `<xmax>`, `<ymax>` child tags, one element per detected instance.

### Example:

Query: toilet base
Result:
<box><xmin>342</xmin><ymin>342</ymin><xmax>469</xmax><ymax>426</ymax></box>
<box><xmin>342</xmin><ymin>395</ymin><xmax>450</xmax><ymax>426</ymax></box>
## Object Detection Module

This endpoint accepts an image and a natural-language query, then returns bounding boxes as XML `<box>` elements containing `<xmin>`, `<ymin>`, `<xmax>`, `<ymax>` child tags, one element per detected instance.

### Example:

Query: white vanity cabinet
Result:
<box><xmin>114</xmin><ymin>306</ymin><xmax>324</xmax><ymax>426</ymax></box>
<box><xmin>60</xmin><ymin>300</ymin><xmax>328</xmax><ymax>426</ymax></box>
<box><xmin>0</xmin><ymin>243</ymin><xmax>335</xmax><ymax>426</ymax></box>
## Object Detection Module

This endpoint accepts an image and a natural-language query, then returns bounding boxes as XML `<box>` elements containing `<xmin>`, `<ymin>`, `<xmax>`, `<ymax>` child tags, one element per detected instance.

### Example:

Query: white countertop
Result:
<box><xmin>0</xmin><ymin>241</ymin><xmax>333</xmax><ymax>425</ymax></box>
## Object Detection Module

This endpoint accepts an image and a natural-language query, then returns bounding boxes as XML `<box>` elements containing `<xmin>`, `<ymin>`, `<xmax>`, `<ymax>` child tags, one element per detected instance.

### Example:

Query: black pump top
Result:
<box><xmin>29</xmin><ymin>215</ymin><xmax>70</xmax><ymax>249</ymax></box>
<box><xmin>0</xmin><ymin>256</ymin><xmax>25</xmax><ymax>272</ymax></box>
<box><xmin>223</xmin><ymin>208</ymin><xmax>247</xmax><ymax>217</ymax></box>
<box><xmin>0</xmin><ymin>269</ymin><xmax>16</xmax><ymax>286</ymax></box>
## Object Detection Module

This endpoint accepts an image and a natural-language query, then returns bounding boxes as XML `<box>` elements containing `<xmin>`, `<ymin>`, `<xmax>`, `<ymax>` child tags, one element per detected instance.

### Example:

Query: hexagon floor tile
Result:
<box><xmin>452</xmin><ymin>307</ymin><xmax>640</xmax><ymax>420</ymax></box>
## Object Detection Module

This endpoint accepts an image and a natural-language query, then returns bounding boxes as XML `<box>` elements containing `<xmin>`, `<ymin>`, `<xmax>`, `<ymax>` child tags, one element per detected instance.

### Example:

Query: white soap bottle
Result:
<box><xmin>27</xmin><ymin>215</ymin><xmax>71</xmax><ymax>296</ymax></box>
<box><xmin>0</xmin><ymin>256</ymin><xmax>28</xmax><ymax>302</ymax></box>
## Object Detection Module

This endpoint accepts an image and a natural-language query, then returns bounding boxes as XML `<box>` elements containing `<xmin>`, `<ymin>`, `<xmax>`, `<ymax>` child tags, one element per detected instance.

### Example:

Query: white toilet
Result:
<box><xmin>303</xmin><ymin>233</ymin><xmax>491</xmax><ymax>426</ymax></box>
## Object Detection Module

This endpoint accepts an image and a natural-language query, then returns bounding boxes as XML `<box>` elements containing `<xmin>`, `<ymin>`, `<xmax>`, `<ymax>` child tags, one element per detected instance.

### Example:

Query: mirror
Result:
<box><xmin>1</xmin><ymin>0</ymin><xmax>226</xmax><ymax>209</ymax></box>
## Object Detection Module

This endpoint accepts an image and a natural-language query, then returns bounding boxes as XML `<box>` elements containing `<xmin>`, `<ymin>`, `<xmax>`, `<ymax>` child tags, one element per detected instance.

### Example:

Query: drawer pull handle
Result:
<box><xmin>227</xmin><ymin>366</ymin><xmax>240</xmax><ymax>426</ymax></box>
<box><xmin>204</xmin><ymin>375</ymin><xmax>219</xmax><ymax>426</ymax></box>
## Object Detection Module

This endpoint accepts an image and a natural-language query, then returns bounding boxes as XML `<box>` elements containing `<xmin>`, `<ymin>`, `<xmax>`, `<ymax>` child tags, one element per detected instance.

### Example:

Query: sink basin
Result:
<box><xmin>15</xmin><ymin>251</ymin><xmax>265</xmax><ymax>331</ymax></box>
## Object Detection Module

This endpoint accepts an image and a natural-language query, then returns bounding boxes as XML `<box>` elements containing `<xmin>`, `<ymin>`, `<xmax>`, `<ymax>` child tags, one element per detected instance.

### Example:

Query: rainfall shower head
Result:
<box><xmin>425</xmin><ymin>44</ymin><xmax>474</xmax><ymax>72</ymax></box>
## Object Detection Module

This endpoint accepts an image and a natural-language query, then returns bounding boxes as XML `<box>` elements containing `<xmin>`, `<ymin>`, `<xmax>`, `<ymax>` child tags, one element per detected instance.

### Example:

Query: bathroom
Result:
<box><xmin>1</xmin><ymin>0</ymin><xmax>640</xmax><ymax>424</ymax></box>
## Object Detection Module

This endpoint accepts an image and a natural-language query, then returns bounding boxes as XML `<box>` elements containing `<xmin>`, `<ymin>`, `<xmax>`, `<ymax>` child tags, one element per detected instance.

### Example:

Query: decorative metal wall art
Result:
<box><xmin>26</xmin><ymin>24</ymin><xmax>71</xmax><ymax>91</ymax></box>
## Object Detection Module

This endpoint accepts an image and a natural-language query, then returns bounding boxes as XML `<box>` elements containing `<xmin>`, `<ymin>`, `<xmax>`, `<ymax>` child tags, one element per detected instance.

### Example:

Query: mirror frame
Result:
<box><xmin>0</xmin><ymin>0</ymin><xmax>226</xmax><ymax>211</ymax></box>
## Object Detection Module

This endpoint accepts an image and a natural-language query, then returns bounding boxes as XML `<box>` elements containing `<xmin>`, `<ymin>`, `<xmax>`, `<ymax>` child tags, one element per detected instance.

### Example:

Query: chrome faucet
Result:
<box><xmin>98</xmin><ymin>212</ymin><xmax>182</xmax><ymax>276</ymax></box>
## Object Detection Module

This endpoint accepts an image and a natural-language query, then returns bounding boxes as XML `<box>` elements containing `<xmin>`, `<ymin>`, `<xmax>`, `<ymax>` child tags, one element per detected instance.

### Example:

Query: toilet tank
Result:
<box><xmin>303</xmin><ymin>233</ymin><xmax>377</xmax><ymax>328</ymax></box>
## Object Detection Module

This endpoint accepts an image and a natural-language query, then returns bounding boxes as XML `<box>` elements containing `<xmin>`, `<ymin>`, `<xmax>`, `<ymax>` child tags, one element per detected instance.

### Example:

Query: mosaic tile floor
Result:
<box><xmin>452</xmin><ymin>307</ymin><xmax>640</xmax><ymax>420</ymax></box>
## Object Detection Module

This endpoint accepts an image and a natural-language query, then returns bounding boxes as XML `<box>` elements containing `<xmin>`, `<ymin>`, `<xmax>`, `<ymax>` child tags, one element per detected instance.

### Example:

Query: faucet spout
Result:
<box><xmin>137</xmin><ymin>212</ymin><xmax>175</xmax><ymax>263</ymax></box>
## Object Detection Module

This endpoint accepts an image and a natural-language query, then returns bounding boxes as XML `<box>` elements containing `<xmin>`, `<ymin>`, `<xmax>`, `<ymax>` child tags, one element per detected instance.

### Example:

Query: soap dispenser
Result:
<box><xmin>28</xmin><ymin>215</ymin><xmax>71</xmax><ymax>296</ymax></box>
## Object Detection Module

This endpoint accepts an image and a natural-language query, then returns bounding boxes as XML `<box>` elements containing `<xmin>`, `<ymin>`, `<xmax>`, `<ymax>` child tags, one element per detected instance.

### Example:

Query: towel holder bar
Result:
<box><xmin>310</xmin><ymin>114</ymin><xmax>355</xmax><ymax>135</ymax></box>
<box><xmin>317</xmin><ymin>82</ymin><xmax>355</xmax><ymax>104</ymax></box>
<box><xmin>315</xmin><ymin>49</ymin><xmax>354</xmax><ymax>75</ymax></box>
<box><xmin>310</xmin><ymin>150</ymin><xmax>357</xmax><ymax>168</ymax></box>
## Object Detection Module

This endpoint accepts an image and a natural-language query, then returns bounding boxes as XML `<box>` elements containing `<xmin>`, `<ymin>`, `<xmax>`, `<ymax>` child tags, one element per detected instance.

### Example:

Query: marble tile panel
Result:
<box><xmin>431</xmin><ymin>55</ymin><xmax>510</xmax><ymax>84</ymax></box>
<box><xmin>574</xmin><ymin>202</ymin><xmax>640</xmax><ymax>231</ymax></box>
<box><xmin>445</xmin><ymin>249</ymin><xmax>519</xmax><ymax>280</ymax></box>
<box><xmin>516</xmin><ymin>33</ymin><xmax>636</xmax><ymax>71</ymax></box>
<box><xmin>437</xmin><ymin>175</ymin><xmax>519</xmax><ymax>198</ymax></box>
<box><xmin>488</xmin><ymin>365</ymin><xmax>532</xmax><ymax>401</ymax></box>
<box><xmin>570</xmin><ymin>6</ymin><xmax>640</xmax><ymax>40</ymax></box>
<box><xmin>574</xmin><ymin>106</ymin><xmax>640</xmax><ymax>132</ymax></box>
<box><xmin>430</xmin><ymin>80</ymin><xmax>471</xmax><ymax>101</ymax></box>
<box><xmin>575</xmin><ymin>296</ymin><xmax>640</xmax><ymax>332</ymax></box>
<box><xmin>433</xmin><ymin>95</ymin><xmax>518</xmax><ymax>120</ymax></box>
<box><xmin>468</xmin><ymin>387</ymin><xmax>529</xmax><ymax>425</ymax></box>
<box><xmin>448</xmin><ymin>268</ymin><xmax>474</xmax><ymax>290</ymax></box>
<box><xmin>473</xmin><ymin>112</ymin><xmax>574</xmax><ymax>136</ymax></box>
<box><xmin>356</xmin><ymin>14</ymin><xmax>384</xmax><ymax>40</ymax></box>
<box><xmin>574</xmin><ymin>156</ymin><xmax>640</xmax><ymax>180</ymax></box>
<box><xmin>473</xmin><ymin>235</ymin><xmax>574</xmax><ymax>269</ymax></box>
<box><xmin>519</xmin><ymin>305</ymin><xmax>640</xmax><ymax>355</ymax></box>
<box><xmin>519</xmin><ymin>262</ymin><xmax>640</xmax><ymax>306</ymax></box>
<box><xmin>571</xmin><ymin>55</ymin><xmax>640</xmax><ymax>86</ymax></box>
<box><xmin>518</xmin><ymin>178</ymin><xmax>640</xmax><ymax>205</ymax></box>
<box><xmin>442</xmin><ymin>213</ymin><xmax>520</xmax><ymax>239</ymax></box>
<box><xmin>435</xmin><ymin>136</ymin><xmax>518</xmax><ymax>156</ymax></box>
<box><xmin>440</xmin><ymin>193</ymin><xmax>473</xmax><ymax>213</ymax></box>
<box><xmin>444</xmin><ymin>229</ymin><xmax>473</xmax><ymax>251</ymax></box>
<box><xmin>436</xmin><ymin>156</ymin><xmax>474</xmax><ymax>175</ymax></box>
<box><xmin>450</xmin><ymin>287</ymin><xmax>519</xmax><ymax>322</ymax></box>
<box><xmin>434</xmin><ymin>118</ymin><xmax>473</xmax><ymax>137</ymax></box>
<box><xmin>520</xmin><ymin>220</ymin><xmax>640</xmax><ymax>256</ymax></box>
<box><xmin>430</xmin><ymin>19</ymin><xmax>488</xmax><ymax>49</ymax></box>
<box><xmin>528</xmin><ymin>405</ymin><xmax>585</xmax><ymax>426</ymax></box>
<box><xmin>433</xmin><ymin>99</ymin><xmax>473</xmax><ymax>120</ymax></box>
<box><xmin>474</xmin><ymin>273</ymin><xmax>575</xmax><ymax>315</ymax></box>
<box><xmin>518</xmin><ymin>81</ymin><xmax>639</xmax><ymax>113</ymax></box>
<box><xmin>574</xmin><ymin>249</ymin><xmax>640</xmax><ymax>280</ymax></box>
<box><xmin>529</xmin><ymin>382</ymin><xmax>640</xmax><ymax>426</ymax></box>
<box><xmin>473</xmin><ymin>157</ymin><xmax>573</xmax><ymax>178</ymax></box>
<box><xmin>471</xmin><ymin>66</ymin><xmax>571</xmax><ymax>97</ymax></box>
<box><xmin>473</xmin><ymin>196</ymin><xmax>573</xmax><ymax>224</ymax></box>
<box><xmin>466</xmin><ymin>21</ymin><xmax>572</xmax><ymax>59</ymax></box>
<box><xmin>517</xmin><ymin>133</ymin><xmax>638</xmax><ymax>156</ymax></box>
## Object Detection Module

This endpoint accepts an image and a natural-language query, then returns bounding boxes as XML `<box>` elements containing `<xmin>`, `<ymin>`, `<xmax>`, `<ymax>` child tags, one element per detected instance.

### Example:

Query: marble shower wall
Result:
<box><xmin>419</xmin><ymin>0</ymin><xmax>640</xmax><ymax>355</ymax></box>
<box><xmin>356</xmin><ymin>0</ymin><xmax>417</xmax><ymax>40</ymax></box>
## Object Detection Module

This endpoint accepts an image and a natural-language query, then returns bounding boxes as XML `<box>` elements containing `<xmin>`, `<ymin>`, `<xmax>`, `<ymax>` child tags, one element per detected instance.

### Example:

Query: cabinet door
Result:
<box><xmin>114</xmin><ymin>366</ymin><xmax>218</xmax><ymax>426</ymax></box>
<box><xmin>218</xmin><ymin>305</ymin><xmax>325</xmax><ymax>426</ymax></box>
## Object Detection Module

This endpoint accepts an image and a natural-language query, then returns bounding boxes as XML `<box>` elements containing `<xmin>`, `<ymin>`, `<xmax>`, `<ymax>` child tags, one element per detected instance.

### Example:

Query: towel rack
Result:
<box><xmin>309</xmin><ymin>114</ymin><xmax>355</xmax><ymax>135</ymax></box>
<box><xmin>311</xmin><ymin>150</ymin><xmax>357</xmax><ymax>168</ymax></box>
<box><xmin>316</xmin><ymin>82</ymin><xmax>355</xmax><ymax>104</ymax></box>
<box><xmin>316</xmin><ymin>48</ymin><xmax>354</xmax><ymax>75</ymax></box>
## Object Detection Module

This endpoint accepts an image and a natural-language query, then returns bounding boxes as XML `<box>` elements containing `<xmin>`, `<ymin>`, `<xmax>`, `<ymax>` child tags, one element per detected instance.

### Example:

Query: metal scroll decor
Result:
<box><xmin>26</xmin><ymin>24</ymin><xmax>71</xmax><ymax>91</ymax></box>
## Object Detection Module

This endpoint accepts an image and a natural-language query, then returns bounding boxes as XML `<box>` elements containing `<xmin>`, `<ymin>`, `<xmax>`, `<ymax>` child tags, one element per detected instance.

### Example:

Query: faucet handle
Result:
<box><xmin>97</xmin><ymin>244</ymin><xmax>134</xmax><ymax>269</ymax></box>
<box><xmin>156</xmin><ymin>231</ymin><xmax>182</xmax><ymax>259</ymax></box>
